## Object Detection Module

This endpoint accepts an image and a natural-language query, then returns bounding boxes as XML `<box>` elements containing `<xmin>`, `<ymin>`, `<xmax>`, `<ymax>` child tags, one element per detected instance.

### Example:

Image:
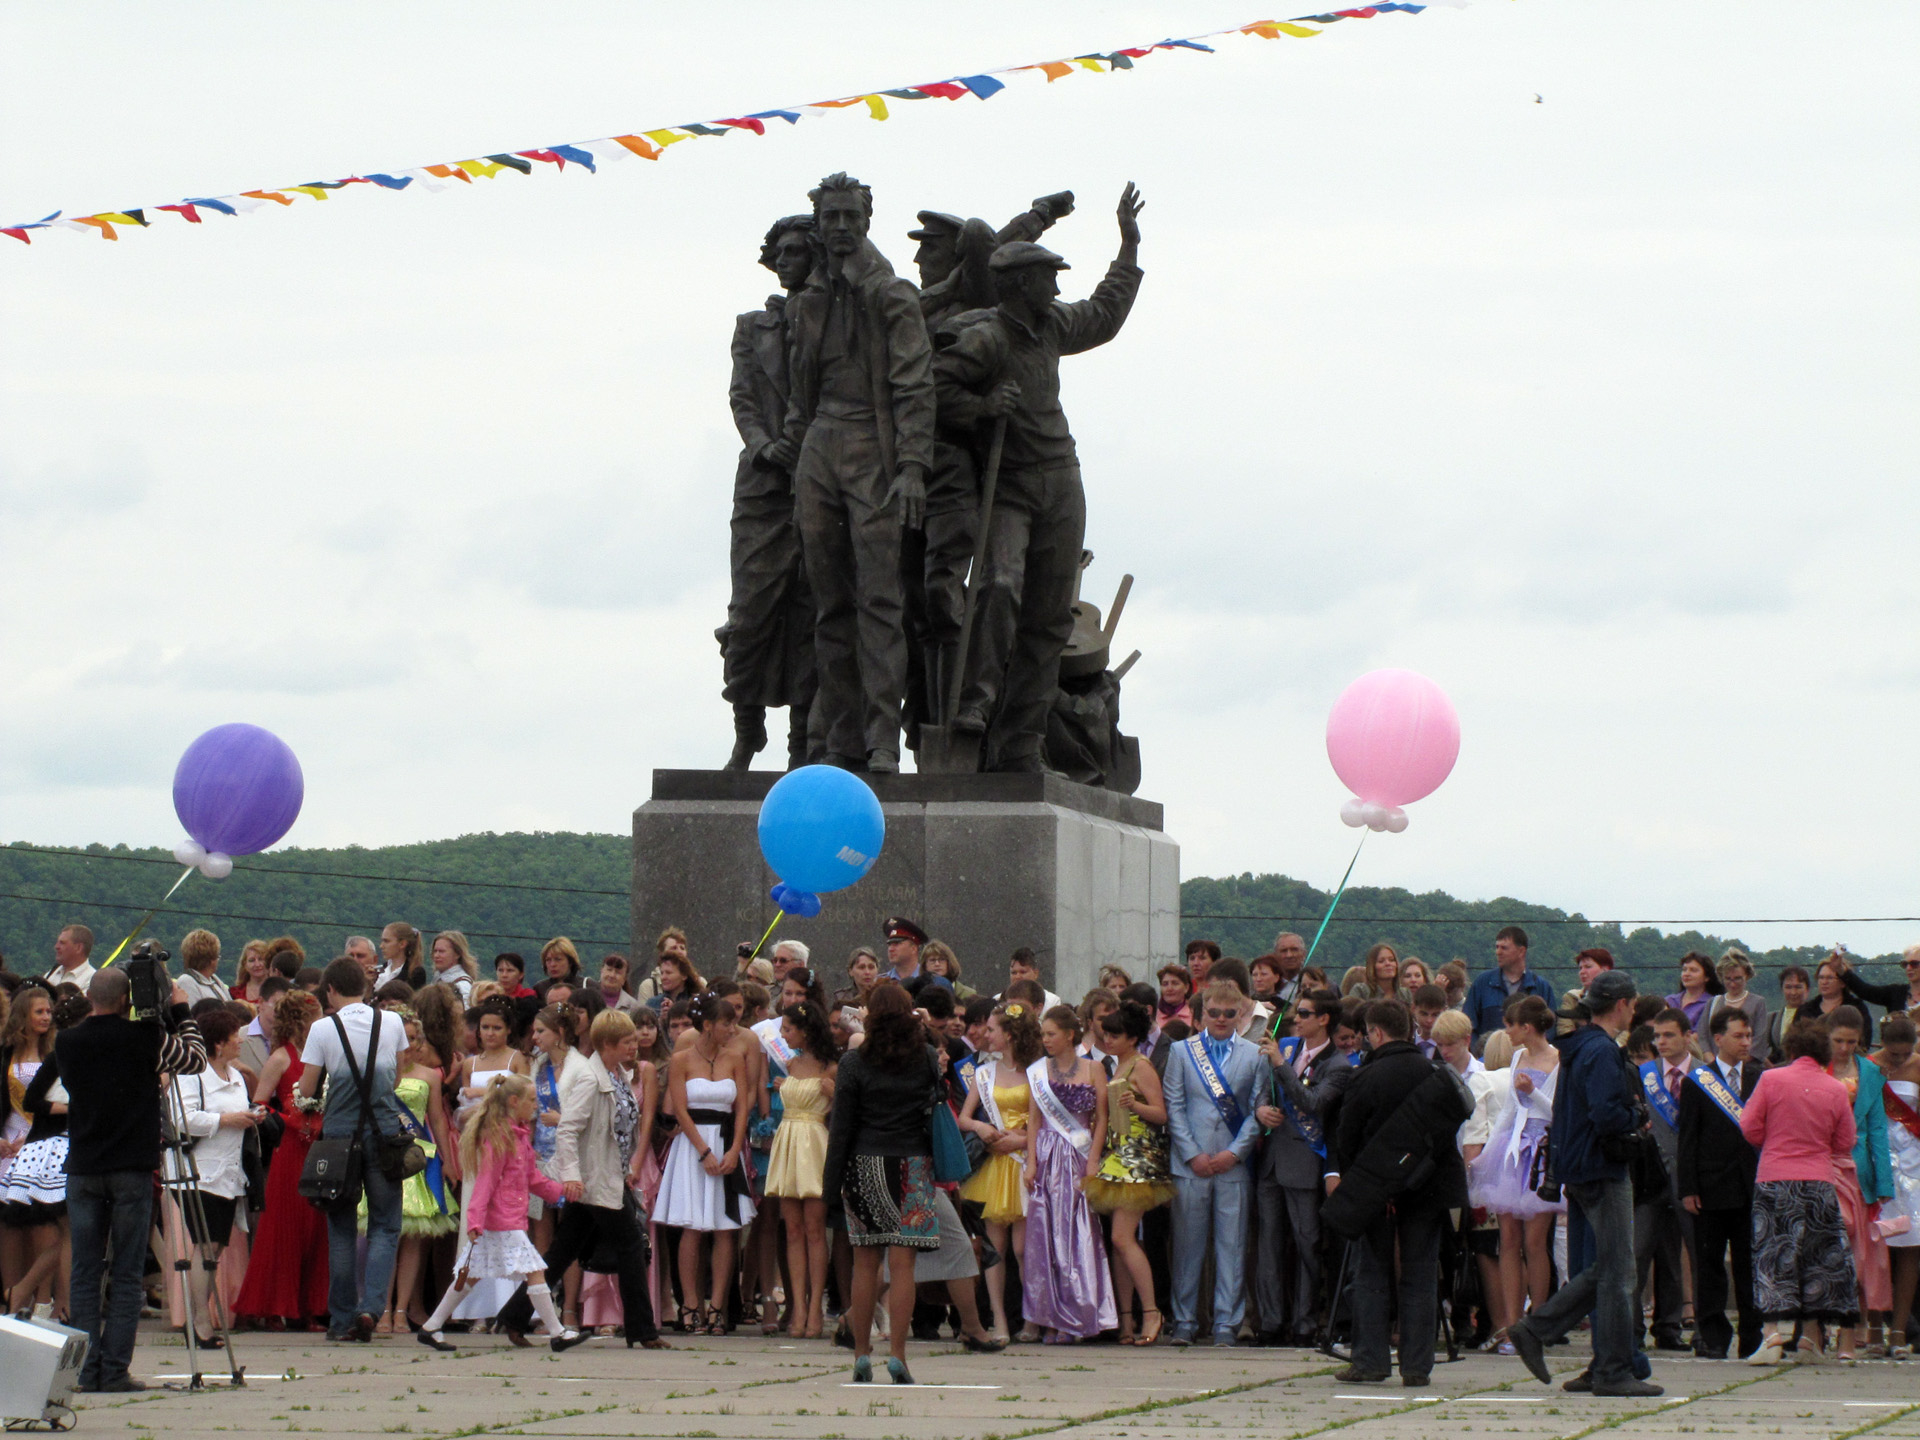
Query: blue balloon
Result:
<box><xmin>173</xmin><ymin>723</ymin><xmax>304</xmax><ymax>856</ymax></box>
<box><xmin>757</xmin><ymin>764</ymin><xmax>884</xmax><ymax>895</ymax></box>
<box><xmin>791</xmin><ymin>890</ymin><xmax>822</xmax><ymax>918</ymax></box>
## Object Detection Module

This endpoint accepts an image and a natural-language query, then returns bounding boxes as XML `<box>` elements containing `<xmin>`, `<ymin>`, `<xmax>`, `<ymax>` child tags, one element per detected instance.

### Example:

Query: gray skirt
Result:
<box><xmin>883</xmin><ymin>1190</ymin><xmax>978</xmax><ymax>1282</ymax></box>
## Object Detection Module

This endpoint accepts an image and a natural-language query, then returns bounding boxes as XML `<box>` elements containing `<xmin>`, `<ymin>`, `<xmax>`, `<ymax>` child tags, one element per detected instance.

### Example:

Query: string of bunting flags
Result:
<box><xmin>4</xmin><ymin>3</ymin><xmax>1461</xmax><ymax>247</ymax></box>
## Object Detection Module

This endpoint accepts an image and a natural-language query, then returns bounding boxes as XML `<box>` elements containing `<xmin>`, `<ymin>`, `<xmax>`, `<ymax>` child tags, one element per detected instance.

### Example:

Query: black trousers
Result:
<box><xmin>1691</xmin><ymin>1204</ymin><xmax>1761</xmax><ymax>1358</ymax></box>
<box><xmin>1351</xmin><ymin>1203</ymin><xmax>1441</xmax><ymax>1380</ymax></box>
<box><xmin>500</xmin><ymin>1197</ymin><xmax>659</xmax><ymax>1342</ymax></box>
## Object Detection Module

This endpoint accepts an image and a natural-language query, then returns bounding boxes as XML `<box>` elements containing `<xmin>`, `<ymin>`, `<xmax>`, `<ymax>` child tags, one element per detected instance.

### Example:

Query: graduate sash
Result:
<box><xmin>1687</xmin><ymin>1064</ymin><xmax>1754</xmax><ymax>1145</ymax></box>
<box><xmin>1883</xmin><ymin>1081</ymin><xmax>1920</xmax><ymax>1144</ymax></box>
<box><xmin>1182</xmin><ymin>1034</ymin><xmax>1248</xmax><ymax>1138</ymax></box>
<box><xmin>954</xmin><ymin>1050</ymin><xmax>981</xmax><ymax>1095</ymax></box>
<box><xmin>756</xmin><ymin>1025</ymin><xmax>795</xmax><ymax>1071</ymax></box>
<box><xmin>973</xmin><ymin>1059</ymin><xmax>1010</xmax><ymax>1133</ymax></box>
<box><xmin>1269</xmin><ymin>1038</ymin><xmax>1326</xmax><ymax>1157</ymax></box>
<box><xmin>1026</xmin><ymin>1057</ymin><xmax>1093</xmax><ymax>1159</ymax></box>
<box><xmin>1639</xmin><ymin>1061</ymin><xmax>1680</xmax><ymax>1130</ymax></box>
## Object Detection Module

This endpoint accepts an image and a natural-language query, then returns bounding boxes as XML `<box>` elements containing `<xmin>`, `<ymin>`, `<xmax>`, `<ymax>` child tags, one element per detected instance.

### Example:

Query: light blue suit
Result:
<box><xmin>1163</xmin><ymin>1031</ymin><xmax>1265</xmax><ymax>1338</ymax></box>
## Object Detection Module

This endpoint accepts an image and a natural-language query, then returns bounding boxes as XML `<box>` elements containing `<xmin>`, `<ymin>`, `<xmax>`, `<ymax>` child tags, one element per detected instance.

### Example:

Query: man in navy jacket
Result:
<box><xmin>1509</xmin><ymin>971</ymin><xmax>1663</xmax><ymax>1398</ymax></box>
<box><xmin>1463</xmin><ymin>927</ymin><xmax>1559</xmax><ymax>1042</ymax></box>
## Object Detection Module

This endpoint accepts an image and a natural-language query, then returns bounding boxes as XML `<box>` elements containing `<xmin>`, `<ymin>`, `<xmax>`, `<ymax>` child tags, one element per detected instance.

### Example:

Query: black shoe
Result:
<box><xmin>962</xmin><ymin>1333</ymin><xmax>1008</xmax><ymax>1353</ymax></box>
<box><xmin>1693</xmin><ymin>1346</ymin><xmax>1727</xmax><ymax>1360</ymax></box>
<box><xmin>417</xmin><ymin>1329</ymin><xmax>457</xmax><ymax>1353</ymax></box>
<box><xmin>550</xmin><ymin>1329</ymin><xmax>589</xmax><ymax>1352</ymax></box>
<box><xmin>1402</xmin><ymin>1374</ymin><xmax>1430</xmax><ymax>1388</ymax></box>
<box><xmin>97</xmin><ymin>1376</ymin><xmax>147</xmax><ymax>1393</ymax></box>
<box><xmin>834</xmin><ymin>1319</ymin><xmax>854</xmax><ymax>1350</ymax></box>
<box><xmin>351</xmin><ymin>1311</ymin><xmax>377</xmax><ymax>1343</ymax></box>
<box><xmin>911</xmin><ymin>1320</ymin><xmax>943</xmax><ymax>1342</ymax></box>
<box><xmin>1333</xmin><ymin>1364</ymin><xmax>1389</xmax><ymax>1383</ymax></box>
<box><xmin>1562</xmin><ymin>1371</ymin><xmax>1592</xmax><ymax>1393</ymax></box>
<box><xmin>1593</xmin><ymin>1379</ymin><xmax>1664</xmax><ymax>1398</ymax></box>
<box><xmin>1510</xmin><ymin>1325</ymin><xmax>1552</xmax><ymax>1385</ymax></box>
<box><xmin>1253</xmin><ymin>1330</ymin><xmax>1286</xmax><ymax>1348</ymax></box>
<box><xmin>1652</xmin><ymin>1332</ymin><xmax>1689</xmax><ymax>1352</ymax></box>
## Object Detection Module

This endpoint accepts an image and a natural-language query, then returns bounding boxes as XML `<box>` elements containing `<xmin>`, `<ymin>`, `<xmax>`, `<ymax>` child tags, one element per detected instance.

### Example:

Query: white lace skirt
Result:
<box><xmin>455</xmin><ymin>1228</ymin><xmax>546</xmax><ymax>1281</ymax></box>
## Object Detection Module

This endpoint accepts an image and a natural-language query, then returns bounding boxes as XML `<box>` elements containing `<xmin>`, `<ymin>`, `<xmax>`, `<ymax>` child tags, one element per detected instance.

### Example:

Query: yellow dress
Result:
<box><xmin>1083</xmin><ymin>1062</ymin><xmax>1175</xmax><ymax>1214</ymax></box>
<box><xmin>765</xmin><ymin>1074</ymin><xmax>829</xmax><ymax>1199</ymax></box>
<box><xmin>958</xmin><ymin>1081</ymin><xmax>1030</xmax><ymax>1224</ymax></box>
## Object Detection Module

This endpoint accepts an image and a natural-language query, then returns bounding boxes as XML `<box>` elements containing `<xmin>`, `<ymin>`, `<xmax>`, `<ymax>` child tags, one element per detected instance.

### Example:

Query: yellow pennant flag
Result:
<box><xmin>861</xmin><ymin>94</ymin><xmax>889</xmax><ymax>120</ymax></box>
<box><xmin>458</xmin><ymin>158</ymin><xmax>508</xmax><ymax>179</ymax></box>
<box><xmin>1073</xmin><ymin>56</ymin><xmax>1107</xmax><ymax>72</ymax></box>
<box><xmin>643</xmin><ymin>129</ymin><xmax>691</xmax><ymax>147</ymax></box>
<box><xmin>1245</xmin><ymin>20</ymin><xmax>1321</xmax><ymax>38</ymax></box>
<box><xmin>285</xmin><ymin>185</ymin><xmax>332</xmax><ymax>201</ymax></box>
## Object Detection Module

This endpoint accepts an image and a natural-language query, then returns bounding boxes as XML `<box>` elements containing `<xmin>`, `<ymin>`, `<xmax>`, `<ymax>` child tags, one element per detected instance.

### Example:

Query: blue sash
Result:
<box><xmin>1270</xmin><ymin>1038</ymin><xmax>1326</xmax><ymax>1158</ymax></box>
<box><xmin>1638</xmin><ymin>1061</ymin><xmax>1680</xmax><ymax>1130</ymax></box>
<box><xmin>955</xmin><ymin>1052</ymin><xmax>981</xmax><ymax>1095</ymax></box>
<box><xmin>394</xmin><ymin>1096</ymin><xmax>448</xmax><ymax>1214</ymax></box>
<box><xmin>1182</xmin><ymin>1035</ymin><xmax>1247</xmax><ymax>1138</ymax></box>
<box><xmin>1688</xmin><ymin>1064</ymin><xmax>1753</xmax><ymax>1146</ymax></box>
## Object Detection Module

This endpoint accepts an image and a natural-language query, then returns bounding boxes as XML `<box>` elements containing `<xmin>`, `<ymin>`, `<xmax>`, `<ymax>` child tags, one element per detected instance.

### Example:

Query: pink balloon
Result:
<box><xmin>1325</xmin><ymin>669</ymin><xmax>1460</xmax><ymax>808</ymax></box>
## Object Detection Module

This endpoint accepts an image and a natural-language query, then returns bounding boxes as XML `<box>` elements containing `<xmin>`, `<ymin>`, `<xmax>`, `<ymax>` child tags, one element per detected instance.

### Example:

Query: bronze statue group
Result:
<box><xmin>717</xmin><ymin>173</ymin><xmax>1144</xmax><ymax>785</ymax></box>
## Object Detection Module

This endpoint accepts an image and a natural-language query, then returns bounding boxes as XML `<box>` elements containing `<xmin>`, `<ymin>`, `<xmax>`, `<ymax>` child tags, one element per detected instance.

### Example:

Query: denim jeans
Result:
<box><xmin>68</xmin><ymin>1170</ymin><xmax>155</xmax><ymax>1388</ymax></box>
<box><xmin>326</xmin><ymin>1159</ymin><xmax>402</xmax><ymax>1334</ymax></box>
<box><xmin>1350</xmin><ymin>1202</ymin><xmax>1442</xmax><ymax>1379</ymax></box>
<box><xmin>1520</xmin><ymin>1176</ymin><xmax>1636</xmax><ymax>1388</ymax></box>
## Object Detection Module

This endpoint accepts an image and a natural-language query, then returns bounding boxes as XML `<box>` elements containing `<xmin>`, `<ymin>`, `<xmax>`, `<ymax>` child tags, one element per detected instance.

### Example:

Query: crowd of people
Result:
<box><xmin>1</xmin><ymin>916</ymin><xmax>1917</xmax><ymax>1396</ymax></box>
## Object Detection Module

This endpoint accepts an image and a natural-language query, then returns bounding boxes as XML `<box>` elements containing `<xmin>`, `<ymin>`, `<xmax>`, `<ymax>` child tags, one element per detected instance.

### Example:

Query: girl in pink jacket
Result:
<box><xmin>419</xmin><ymin>1076</ymin><xmax>578</xmax><ymax>1352</ymax></box>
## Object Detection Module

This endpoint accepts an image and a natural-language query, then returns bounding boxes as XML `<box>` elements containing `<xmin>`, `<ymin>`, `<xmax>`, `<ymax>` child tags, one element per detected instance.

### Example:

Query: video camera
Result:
<box><xmin>124</xmin><ymin>939</ymin><xmax>175</xmax><ymax>1022</ymax></box>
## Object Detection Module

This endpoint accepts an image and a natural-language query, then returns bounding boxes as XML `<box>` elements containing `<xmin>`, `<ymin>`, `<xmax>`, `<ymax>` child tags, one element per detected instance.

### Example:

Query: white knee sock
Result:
<box><xmin>528</xmin><ymin>1282</ymin><xmax>568</xmax><ymax>1337</ymax></box>
<box><xmin>422</xmin><ymin>1281</ymin><xmax>465</xmax><ymax>1336</ymax></box>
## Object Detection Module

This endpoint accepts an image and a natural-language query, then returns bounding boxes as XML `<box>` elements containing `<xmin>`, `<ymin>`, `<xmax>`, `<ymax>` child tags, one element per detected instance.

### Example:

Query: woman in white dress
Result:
<box><xmin>1873</xmin><ymin>1016</ymin><xmax>1920</xmax><ymax>1357</ymax></box>
<box><xmin>654</xmin><ymin>993</ymin><xmax>754</xmax><ymax>1333</ymax></box>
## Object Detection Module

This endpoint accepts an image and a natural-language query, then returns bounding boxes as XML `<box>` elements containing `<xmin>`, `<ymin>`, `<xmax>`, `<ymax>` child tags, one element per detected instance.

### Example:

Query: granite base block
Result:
<box><xmin>632</xmin><ymin>770</ymin><xmax>1179</xmax><ymax>1001</ymax></box>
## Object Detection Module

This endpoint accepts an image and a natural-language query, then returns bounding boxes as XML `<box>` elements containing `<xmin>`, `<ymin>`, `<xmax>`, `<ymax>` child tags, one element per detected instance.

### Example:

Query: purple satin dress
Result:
<box><xmin>1022</xmin><ymin>1078</ymin><xmax>1118</xmax><ymax>1339</ymax></box>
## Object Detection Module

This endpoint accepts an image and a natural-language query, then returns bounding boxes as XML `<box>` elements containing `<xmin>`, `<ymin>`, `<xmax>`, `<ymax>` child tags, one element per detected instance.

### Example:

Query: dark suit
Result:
<box><xmin>1637</xmin><ymin>1061</ymin><xmax>1689</xmax><ymax>1346</ymax></box>
<box><xmin>1676</xmin><ymin>1058</ymin><xmax>1764</xmax><ymax>1358</ymax></box>
<box><xmin>1253</xmin><ymin>1042</ymin><xmax>1350</xmax><ymax>1340</ymax></box>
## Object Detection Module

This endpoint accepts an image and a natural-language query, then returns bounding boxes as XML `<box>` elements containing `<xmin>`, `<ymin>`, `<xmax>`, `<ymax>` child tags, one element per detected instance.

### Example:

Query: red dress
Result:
<box><xmin>233</xmin><ymin>1048</ymin><xmax>330</xmax><ymax>1324</ymax></box>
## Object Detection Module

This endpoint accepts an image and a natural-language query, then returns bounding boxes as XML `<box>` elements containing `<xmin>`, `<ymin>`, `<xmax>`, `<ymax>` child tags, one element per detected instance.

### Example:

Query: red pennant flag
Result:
<box><xmin>719</xmin><ymin>117</ymin><xmax>767</xmax><ymax>135</ymax></box>
<box><xmin>158</xmin><ymin>203</ymin><xmax>203</xmax><ymax>223</ymax></box>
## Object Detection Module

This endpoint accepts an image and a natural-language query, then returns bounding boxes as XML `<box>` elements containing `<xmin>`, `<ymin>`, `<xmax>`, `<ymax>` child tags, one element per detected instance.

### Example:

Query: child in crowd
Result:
<box><xmin>418</xmin><ymin>1075</ymin><xmax>580</xmax><ymax>1353</ymax></box>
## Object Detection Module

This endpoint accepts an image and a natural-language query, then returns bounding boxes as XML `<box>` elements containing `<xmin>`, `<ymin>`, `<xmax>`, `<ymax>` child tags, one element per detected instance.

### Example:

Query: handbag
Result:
<box><xmin>928</xmin><ymin>1055</ymin><xmax>974</xmax><ymax>1184</ymax></box>
<box><xmin>298</xmin><ymin>1011</ymin><xmax>387</xmax><ymax>1211</ymax></box>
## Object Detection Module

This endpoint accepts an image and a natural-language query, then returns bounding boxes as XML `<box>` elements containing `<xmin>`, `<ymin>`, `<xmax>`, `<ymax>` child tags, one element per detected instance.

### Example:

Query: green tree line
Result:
<box><xmin>1180</xmin><ymin>872</ymin><xmax>1906</xmax><ymax>1005</ymax></box>
<box><xmin>0</xmin><ymin>838</ymin><xmax>1904</xmax><ymax>1003</ymax></box>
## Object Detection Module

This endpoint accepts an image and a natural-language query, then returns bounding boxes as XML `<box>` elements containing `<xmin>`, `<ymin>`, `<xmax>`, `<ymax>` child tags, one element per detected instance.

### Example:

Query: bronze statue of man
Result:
<box><xmin>902</xmin><ymin>194</ymin><xmax>1074</xmax><ymax>745</ymax></box>
<box><xmin>933</xmin><ymin>183</ymin><xmax>1145</xmax><ymax>772</ymax></box>
<box><xmin>718</xmin><ymin>215</ymin><xmax>820</xmax><ymax>769</ymax></box>
<box><xmin>777</xmin><ymin>173</ymin><xmax>935</xmax><ymax>773</ymax></box>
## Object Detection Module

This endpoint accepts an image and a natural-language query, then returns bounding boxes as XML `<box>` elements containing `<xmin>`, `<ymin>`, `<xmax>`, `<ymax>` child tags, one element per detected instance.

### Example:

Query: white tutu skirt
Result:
<box><xmin>455</xmin><ymin>1228</ymin><xmax>547</xmax><ymax>1281</ymax></box>
<box><xmin>1473</xmin><ymin>1116</ymin><xmax>1564</xmax><ymax>1217</ymax></box>
<box><xmin>1</xmin><ymin>1134</ymin><xmax>69</xmax><ymax>1221</ymax></box>
<box><xmin>653</xmin><ymin>1128</ymin><xmax>755</xmax><ymax>1231</ymax></box>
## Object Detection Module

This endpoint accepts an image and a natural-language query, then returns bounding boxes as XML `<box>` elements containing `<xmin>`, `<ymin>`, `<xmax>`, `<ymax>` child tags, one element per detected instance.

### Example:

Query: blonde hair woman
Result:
<box><xmin>1340</xmin><ymin>944</ymin><xmax>1401</xmax><ymax>1001</ymax></box>
<box><xmin>430</xmin><ymin>931</ymin><xmax>480</xmax><ymax>1003</ymax></box>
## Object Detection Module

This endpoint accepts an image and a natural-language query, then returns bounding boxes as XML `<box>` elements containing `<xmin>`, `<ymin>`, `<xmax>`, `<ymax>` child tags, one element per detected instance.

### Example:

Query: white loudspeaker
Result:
<box><xmin>0</xmin><ymin>1314</ymin><xmax>88</xmax><ymax>1424</ymax></box>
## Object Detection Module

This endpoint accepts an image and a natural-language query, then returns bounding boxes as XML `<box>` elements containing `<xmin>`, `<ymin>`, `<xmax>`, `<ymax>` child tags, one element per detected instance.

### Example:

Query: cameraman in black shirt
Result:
<box><xmin>60</xmin><ymin>956</ymin><xmax>207</xmax><ymax>1392</ymax></box>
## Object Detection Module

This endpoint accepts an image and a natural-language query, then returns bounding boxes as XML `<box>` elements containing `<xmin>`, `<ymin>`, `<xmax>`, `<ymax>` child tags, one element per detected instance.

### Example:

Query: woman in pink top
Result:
<box><xmin>1742</xmin><ymin>1021</ymin><xmax>1859</xmax><ymax>1364</ymax></box>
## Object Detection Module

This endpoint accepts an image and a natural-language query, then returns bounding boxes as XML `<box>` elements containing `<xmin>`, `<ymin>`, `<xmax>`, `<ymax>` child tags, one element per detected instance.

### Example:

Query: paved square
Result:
<box><xmin>60</xmin><ymin>1328</ymin><xmax>1920</xmax><ymax>1440</ymax></box>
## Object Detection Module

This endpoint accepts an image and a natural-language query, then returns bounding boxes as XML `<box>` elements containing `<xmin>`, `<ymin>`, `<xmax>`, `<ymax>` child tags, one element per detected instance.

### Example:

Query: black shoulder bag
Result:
<box><xmin>298</xmin><ymin>1010</ymin><xmax>415</xmax><ymax>1210</ymax></box>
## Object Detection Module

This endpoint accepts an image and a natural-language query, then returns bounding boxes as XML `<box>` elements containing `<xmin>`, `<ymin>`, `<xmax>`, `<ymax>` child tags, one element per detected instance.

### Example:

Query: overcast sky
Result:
<box><xmin>2</xmin><ymin>1</ymin><xmax>1915</xmax><ymax>954</ymax></box>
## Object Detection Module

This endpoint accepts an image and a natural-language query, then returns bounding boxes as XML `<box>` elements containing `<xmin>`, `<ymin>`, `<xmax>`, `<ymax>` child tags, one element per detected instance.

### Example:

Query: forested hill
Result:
<box><xmin>0</xmin><ymin>835</ymin><xmax>1899</xmax><ymax>1002</ymax></box>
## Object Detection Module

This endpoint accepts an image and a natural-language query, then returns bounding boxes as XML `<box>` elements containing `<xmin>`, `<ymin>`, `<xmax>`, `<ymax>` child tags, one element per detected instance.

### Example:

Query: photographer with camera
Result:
<box><xmin>294</xmin><ymin>957</ymin><xmax>407</xmax><ymax>1343</ymax></box>
<box><xmin>1507</xmin><ymin>970</ymin><xmax>1663</xmax><ymax>1398</ymax></box>
<box><xmin>58</xmin><ymin>947</ymin><xmax>208</xmax><ymax>1392</ymax></box>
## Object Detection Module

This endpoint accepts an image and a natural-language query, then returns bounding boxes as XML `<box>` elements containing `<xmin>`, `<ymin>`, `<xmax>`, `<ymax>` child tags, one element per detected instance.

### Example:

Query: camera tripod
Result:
<box><xmin>158</xmin><ymin>1075</ymin><xmax>246</xmax><ymax>1391</ymax></box>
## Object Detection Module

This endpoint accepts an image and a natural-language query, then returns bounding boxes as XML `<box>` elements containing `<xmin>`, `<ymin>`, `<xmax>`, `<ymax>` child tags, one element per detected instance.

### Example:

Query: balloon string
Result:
<box><xmin>1302</xmin><ymin>833</ymin><xmax>1368</xmax><ymax>967</ymax></box>
<box><xmin>747</xmin><ymin>911</ymin><xmax>784</xmax><ymax>963</ymax></box>
<box><xmin>99</xmin><ymin>866</ymin><xmax>197</xmax><ymax>969</ymax></box>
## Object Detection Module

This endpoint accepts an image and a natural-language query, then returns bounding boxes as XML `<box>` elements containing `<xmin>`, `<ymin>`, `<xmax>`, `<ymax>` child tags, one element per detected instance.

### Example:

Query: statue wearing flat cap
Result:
<box><xmin>899</xmin><ymin>192</ymin><xmax>1075</xmax><ymax>747</ymax></box>
<box><xmin>932</xmin><ymin>184</ymin><xmax>1145</xmax><ymax>772</ymax></box>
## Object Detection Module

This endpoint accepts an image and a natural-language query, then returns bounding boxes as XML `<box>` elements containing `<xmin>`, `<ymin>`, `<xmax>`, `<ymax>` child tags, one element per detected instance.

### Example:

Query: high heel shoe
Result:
<box><xmin>886</xmin><ymin>1356</ymin><xmax>914</xmax><ymax>1385</ymax></box>
<box><xmin>1746</xmin><ymin>1335</ymin><xmax>1786</xmax><ymax>1365</ymax></box>
<box><xmin>962</xmin><ymin>1332</ymin><xmax>1007</xmax><ymax>1353</ymax></box>
<box><xmin>375</xmin><ymin>1309</ymin><xmax>395</xmax><ymax>1337</ymax></box>
<box><xmin>851</xmin><ymin>1355</ymin><xmax>872</xmax><ymax>1383</ymax></box>
<box><xmin>1135</xmin><ymin>1309</ymin><xmax>1163</xmax><ymax>1347</ymax></box>
<box><xmin>676</xmin><ymin>1306</ymin><xmax>701</xmax><ymax>1335</ymax></box>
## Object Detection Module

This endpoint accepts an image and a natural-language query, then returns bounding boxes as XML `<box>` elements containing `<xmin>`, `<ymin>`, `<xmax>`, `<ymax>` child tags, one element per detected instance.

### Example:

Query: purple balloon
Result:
<box><xmin>173</xmin><ymin>724</ymin><xmax>305</xmax><ymax>856</ymax></box>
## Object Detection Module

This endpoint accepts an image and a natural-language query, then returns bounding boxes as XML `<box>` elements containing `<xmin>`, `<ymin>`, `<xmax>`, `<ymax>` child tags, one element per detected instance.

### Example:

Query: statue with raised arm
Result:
<box><xmin>778</xmin><ymin>173</ymin><xmax>935</xmax><ymax>773</ymax></box>
<box><xmin>718</xmin><ymin>214</ymin><xmax>819</xmax><ymax>769</ymax></box>
<box><xmin>901</xmin><ymin>192</ymin><xmax>1075</xmax><ymax>748</ymax></box>
<box><xmin>932</xmin><ymin>183</ymin><xmax>1145</xmax><ymax>772</ymax></box>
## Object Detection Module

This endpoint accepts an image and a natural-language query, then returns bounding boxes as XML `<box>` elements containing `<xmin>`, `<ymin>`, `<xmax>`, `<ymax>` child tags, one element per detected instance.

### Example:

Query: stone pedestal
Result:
<box><xmin>632</xmin><ymin>770</ymin><xmax>1179</xmax><ymax>1003</ymax></box>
